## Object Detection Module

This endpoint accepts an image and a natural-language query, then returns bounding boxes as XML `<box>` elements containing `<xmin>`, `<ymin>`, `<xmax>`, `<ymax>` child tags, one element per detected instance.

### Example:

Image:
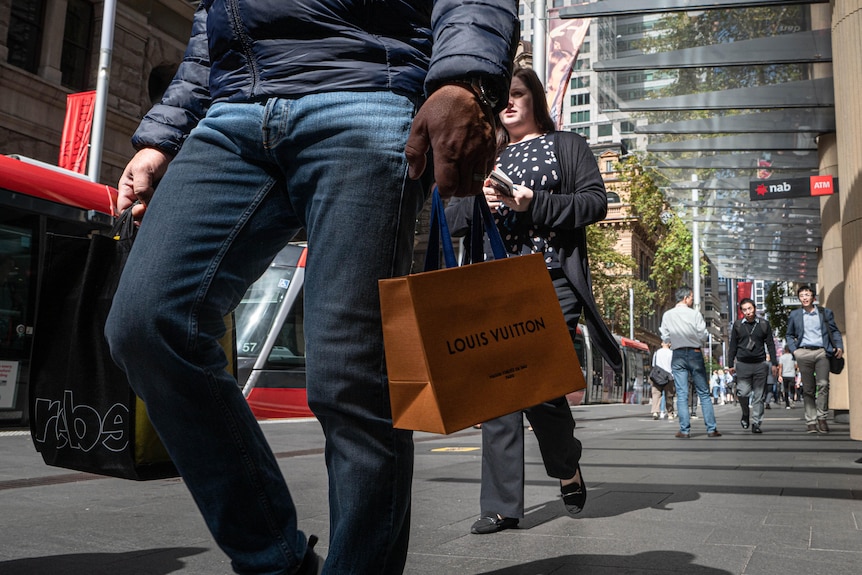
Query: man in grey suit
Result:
<box><xmin>784</xmin><ymin>285</ymin><xmax>844</xmax><ymax>433</ymax></box>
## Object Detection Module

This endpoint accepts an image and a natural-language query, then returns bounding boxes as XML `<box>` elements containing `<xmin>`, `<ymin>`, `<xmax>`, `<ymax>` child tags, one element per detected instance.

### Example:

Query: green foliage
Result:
<box><xmin>617</xmin><ymin>155</ymin><xmax>695</xmax><ymax>307</ymax></box>
<box><xmin>764</xmin><ymin>281</ymin><xmax>790</xmax><ymax>341</ymax></box>
<box><xmin>585</xmin><ymin>224</ymin><xmax>655</xmax><ymax>335</ymax></box>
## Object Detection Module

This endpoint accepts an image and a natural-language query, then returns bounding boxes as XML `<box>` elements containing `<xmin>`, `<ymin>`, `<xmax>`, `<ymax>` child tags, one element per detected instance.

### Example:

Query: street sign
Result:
<box><xmin>749</xmin><ymin>175</ymin><xmax>838</xmax><ymax>201</ymax></box>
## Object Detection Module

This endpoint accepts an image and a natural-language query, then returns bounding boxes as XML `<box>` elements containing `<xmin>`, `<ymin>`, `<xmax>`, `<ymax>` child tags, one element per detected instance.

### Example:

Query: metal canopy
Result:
<box><xmin>561</xmin><ymin>0</ymin><xmax>834</xmax><ymax>282</ymax></box>
<box><xmin>621</xmin><ymin>78</ymin><xmax>834</xmax><ymax>111</ymax></box>
<box><xmin>560</xmin><ymin>0</ymin><xmax>829</xmax><ymax>18</ymax></box>
<box><xmin>636</xmin><ymin>109</ymin><xmax>835</xmax><ymax>134</ymax></box>
<box><xmin>594</xmin><ymin>29</ymin><xmax>831</xmax><ymax>71</ymax></box>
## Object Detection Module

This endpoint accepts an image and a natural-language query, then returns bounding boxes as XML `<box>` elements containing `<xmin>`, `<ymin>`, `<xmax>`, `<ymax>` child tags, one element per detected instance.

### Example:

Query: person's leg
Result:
<box><xmin>525</xmin><ymin>397</ymin><xmax>580</xmax><ymax>480</ymax></box>
<box><xmin>106</xmin><ymin>102</ymin><xmax>309</xmax><ymax>574</ymax></box>
<box><xmin>691</xmin><ymin>355</ymin><xmax>716</xmax><ymax>433</ymax></box>
<box><xmin>749</xmin><ymin>363</ymin><xmax>767</xmax><ymax>428</ymax></box>
<box><xmin>478</xmin><ymin>411</ymin><xmax>525</xmax><ymax>519</ymax></box>
<box><xmin>665</xmin><ymin>383</ymin><xmax>676</xmax><ymax>418</ymax></box>
<box><xmin>783</xmin><ymin>378</ymin><xmax>792</xmax><ymax>407</ymax></box>
<box><xmin>672</xmin><ymin>352</ymin><xmax>690</xmax><ymax>434</ymax></box>
<box><xmin>651</xmin><ymin>383</ymin><xmax>663</xmax><ymax>416</ymax></box>
<box><xmin>813</xmin><ymin>350</ymin><xmax>831</xmax><ymax>423</ymax></box>
<box><xmin>795</xmin><ymin>350</ymin><xmax>818</xmax><ymax>426</ymax></box>
<box><xmin>283</xmin><ymin>92</ymin><xmax>423</xmax><ymax>573</ymax></box>
<box><xmin>736</xmin><ymin>364</ymin><xmax>753</xmax><ymax>428</ymax></box>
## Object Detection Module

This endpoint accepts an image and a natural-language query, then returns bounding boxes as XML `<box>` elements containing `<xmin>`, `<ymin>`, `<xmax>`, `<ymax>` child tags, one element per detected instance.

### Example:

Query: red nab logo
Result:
<box><xmin>810</xmin><ymin>175</ymin><xmax>834</xmax><ymax>196</ymax></box>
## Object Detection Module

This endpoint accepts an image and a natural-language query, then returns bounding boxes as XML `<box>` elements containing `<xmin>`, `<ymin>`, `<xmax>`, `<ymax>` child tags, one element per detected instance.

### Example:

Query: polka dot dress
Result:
<box><xmin>495</xmin><ymin>134</ymin><xmax>562</xmax><ymax>269</ymax></box>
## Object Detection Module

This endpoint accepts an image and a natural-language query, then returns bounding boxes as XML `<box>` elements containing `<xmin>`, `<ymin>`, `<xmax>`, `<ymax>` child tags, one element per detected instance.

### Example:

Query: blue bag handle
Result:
<box><xmin>424</xmin><ymin>187</ymin><xmax>507</xmax><ymax>272</ymax></box>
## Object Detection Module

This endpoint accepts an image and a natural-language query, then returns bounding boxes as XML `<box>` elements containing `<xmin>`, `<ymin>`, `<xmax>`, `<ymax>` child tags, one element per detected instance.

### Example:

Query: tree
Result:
<box><xmin>764</xmin><ymin>281</ymin><xmax>790</xmax><ymax>341</ymax></box>
<box><xmin>618</xmin><ymin>155</ymin><xmax>696</xmax><ymax>307</ymax></box>
<box><xmin>586</xmin><ymin>224</ymin><xmax>654</xmax><ymax>335</ymax></box>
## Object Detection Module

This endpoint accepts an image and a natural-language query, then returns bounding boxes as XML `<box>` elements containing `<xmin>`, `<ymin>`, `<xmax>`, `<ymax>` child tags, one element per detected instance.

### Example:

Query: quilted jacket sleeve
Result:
<box><xmin>425</xmin><ymin>0</ymin><xmax>519</xmax><ymax>113</ymax></box>
<box><xmin>131</xmin><ymin>4</ymin><xmax>211</xmax><ymax>155</ymax></box>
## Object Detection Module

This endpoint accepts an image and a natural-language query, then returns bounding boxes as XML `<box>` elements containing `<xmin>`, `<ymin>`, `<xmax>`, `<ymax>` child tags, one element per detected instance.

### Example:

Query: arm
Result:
<box><xmin>727</xmin><ymin>321</ymin><xmax>738</xmax><ymax>365</ymax></box>
<box><xmin>785</xmin><ymin>312</ymin><xmax>799</xmax><ymax>354</ymax></box>
<box><xmin>764</xmin><ymin>321</ymin><xmax>778</xmax><ymax>367</ymax></box>
<box><xmin>824</xmin><ymin>308</ymin><xmax>844</xmax><ymax>358</ymax></box>
<box><xmin>406</xmin><ymin>1</ymin><xmax>519</xmax><ymax>199</ymax></box>
<box><xmin>119</xmin><ymin>4</ymin><xmax>211</xmax><ymax>216</ymax></box>
<box><xmin>527</xmin><ymin>132</ymin><xmax>609</xmax><ymax>229</ymax></box>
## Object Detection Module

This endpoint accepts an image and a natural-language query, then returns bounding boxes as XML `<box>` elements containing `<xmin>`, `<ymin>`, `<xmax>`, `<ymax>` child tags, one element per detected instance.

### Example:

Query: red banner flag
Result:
<box><xmin>58</xmin><ymin>91</ymin><xmax>96</xmax><ymax>174</ymax></box>
<box><xmin>546</xmin><ymin>11</ymin><xmax>590</xmax><ymax>130</ymax></box>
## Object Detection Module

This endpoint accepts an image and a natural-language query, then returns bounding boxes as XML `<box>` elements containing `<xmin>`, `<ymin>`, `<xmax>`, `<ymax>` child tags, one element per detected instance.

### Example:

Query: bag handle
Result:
<box><xmin>110</xmin><ymin>201</ymin><xmax>139</xmax><ymax>241</ymax></box>
<box><xmin>424</xmin><ymin>187</ymin><xmax>508</xmax><ymax>272</ymax></box>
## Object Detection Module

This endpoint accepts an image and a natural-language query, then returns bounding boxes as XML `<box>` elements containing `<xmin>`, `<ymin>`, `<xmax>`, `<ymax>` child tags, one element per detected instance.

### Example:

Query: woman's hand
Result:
<box><xmin>483</xmin><ymin>179</ymin><xmax>534</xmax><ymax>213</ymax></box>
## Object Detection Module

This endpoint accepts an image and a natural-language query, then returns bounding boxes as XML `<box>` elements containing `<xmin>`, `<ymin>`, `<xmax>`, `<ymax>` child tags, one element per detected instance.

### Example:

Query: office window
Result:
<box><xmin>7</xmin><ymin>0</ymin><xmax>45</xmax><ymax>74</ymax></box>
<box><xmin>62</xmin><ymin>0</ymin><xmax>94</xmax><ymax>90</ymax></box>
<box><xmin>571</xmin><ymin>76</ymin><xmax>590</xmax><ymax>89</ymax></box>
<box><xmin>620</xmin><ymin>121</ymin><xmax>635</xmax><ymax>133</ymax></box>
<box><xmin>570</xmin><ymin>93</ymin><xmax>590</xmax><ymax>107</ymax></box>
<box><xmin>570</xmin><ymin>110</ymin><xmax>590</xmax><ymax>124</ymax></box>
<box><xmin>598</xmin><ymin>124</ymin><xmax>613</xmax><ymax>137</ymax></box>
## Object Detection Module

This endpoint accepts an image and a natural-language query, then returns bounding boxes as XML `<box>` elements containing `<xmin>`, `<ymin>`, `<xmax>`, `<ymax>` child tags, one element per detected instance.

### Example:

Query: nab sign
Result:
<box><xmin>749</xmin><ymin>175</ymin><xmax>838</xmax><ymax>201</ymax></box>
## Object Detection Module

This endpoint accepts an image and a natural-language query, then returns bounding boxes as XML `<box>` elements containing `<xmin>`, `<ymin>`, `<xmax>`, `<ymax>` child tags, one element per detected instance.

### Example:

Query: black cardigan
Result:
<box><xmin>445</xmin><ymin>131</ymin><xmax>622</xmax><ymax>372</ymax></box>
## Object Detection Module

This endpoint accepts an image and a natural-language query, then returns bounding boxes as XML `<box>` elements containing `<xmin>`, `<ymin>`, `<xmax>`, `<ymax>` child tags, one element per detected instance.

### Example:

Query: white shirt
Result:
<box><xmin>653</xmin><ymin>346</ymin><xmax>673</xmax><ymax>372</ymax></box>
<box><xmin>660</xmin><ymin>303</ymin><xmax>708</xmax><ymax>350</ymax></box>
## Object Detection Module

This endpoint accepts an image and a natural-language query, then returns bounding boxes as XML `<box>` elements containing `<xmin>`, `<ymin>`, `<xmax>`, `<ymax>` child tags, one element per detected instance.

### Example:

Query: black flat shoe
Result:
<box><xmin>470</xmin><ymin>515</ymin><xmax>519</xmax><ymax>534</ymax></box>
<box><xmin>561</xmin><ymin>466</ymin><xmax>586</xmax><ymax>515</ymax></box>
<box><xmin>740</xmin><ymin>417</ymin><xmax>750</xmax><ymax>430</ymax></box>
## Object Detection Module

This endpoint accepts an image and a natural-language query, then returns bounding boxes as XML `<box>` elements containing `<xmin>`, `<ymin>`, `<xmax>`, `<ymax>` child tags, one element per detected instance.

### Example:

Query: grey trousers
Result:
<box><xmin>478</xmin><ymin>396</ymin><xmax>581</xmax><ymax>519</ymax></box>
<box><xmin>793</xmin><ymin>348</ymin><xmax>831</xmax><ymax>424</ymax></box>
<box><xmin>735</xmin><ymin>361</ymin><xmax>768</xmax><ymax>426</ymax></box>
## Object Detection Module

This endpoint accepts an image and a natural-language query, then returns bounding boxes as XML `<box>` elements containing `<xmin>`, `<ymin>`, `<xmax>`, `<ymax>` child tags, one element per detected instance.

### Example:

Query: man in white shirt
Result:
<box><xmin>660</xmin><ymin>286</ymin><xmax>720</xmax><ymax>439</ymax></box>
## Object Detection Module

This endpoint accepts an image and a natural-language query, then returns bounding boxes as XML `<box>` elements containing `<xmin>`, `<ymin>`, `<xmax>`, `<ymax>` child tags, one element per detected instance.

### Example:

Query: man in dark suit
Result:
<box><xmin>785</xmin><ymin>285</ymin><xmax>844</xmax><ymax>433</ymax></box>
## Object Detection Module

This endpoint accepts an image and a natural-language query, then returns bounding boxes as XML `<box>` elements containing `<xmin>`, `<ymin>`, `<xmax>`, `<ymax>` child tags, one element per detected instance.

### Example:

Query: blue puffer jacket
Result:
<box><xmin>133</xmin><ymin>0</ymin><xmax>519</xmax><ymax>155</ymax></box>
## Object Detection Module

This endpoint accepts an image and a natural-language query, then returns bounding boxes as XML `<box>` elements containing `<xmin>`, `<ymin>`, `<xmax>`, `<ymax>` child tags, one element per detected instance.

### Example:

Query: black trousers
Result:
<box><xmin>477</xmin><ymin>276</ymin><xmax>582</xmax><ymax>519</ymax></box>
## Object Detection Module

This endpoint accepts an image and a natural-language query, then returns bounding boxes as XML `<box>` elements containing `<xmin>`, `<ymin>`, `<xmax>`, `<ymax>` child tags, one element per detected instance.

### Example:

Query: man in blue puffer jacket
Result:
<box><xmin>104</xmin><ymin>2</ymin><xmax>518</xmax><ymax>574</ymax></box>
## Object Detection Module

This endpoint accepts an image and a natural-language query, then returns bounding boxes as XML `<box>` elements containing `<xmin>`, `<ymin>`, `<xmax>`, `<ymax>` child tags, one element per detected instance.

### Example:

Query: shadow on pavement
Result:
<box><xmin>476</xmin><ymin>550</ymin><xmax>733</xmax><ymax>574</ymax></box>
<box><xmin>0</xmin><ymin>547</ymin><xmax>210</xmax><ymax>575</ymax></box>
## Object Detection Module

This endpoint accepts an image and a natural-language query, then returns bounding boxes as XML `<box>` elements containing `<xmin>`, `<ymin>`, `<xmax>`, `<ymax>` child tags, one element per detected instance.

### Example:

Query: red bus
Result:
<box><xmin>1</xmin><ymin>154</ymin><xmax>313</xmax><ymax>426</ymax></box>
<box><xmin>0</xmin><ymin>154</ymin><xmax>117</xmax><ymax>426</ymax></box>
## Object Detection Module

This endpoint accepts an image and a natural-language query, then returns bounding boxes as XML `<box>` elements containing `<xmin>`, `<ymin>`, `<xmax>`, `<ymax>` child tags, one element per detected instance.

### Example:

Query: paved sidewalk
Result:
<box><xmin>2</xmin><ymin>402</ymin><xmax>861</xmax><ymax>574</ymax></box>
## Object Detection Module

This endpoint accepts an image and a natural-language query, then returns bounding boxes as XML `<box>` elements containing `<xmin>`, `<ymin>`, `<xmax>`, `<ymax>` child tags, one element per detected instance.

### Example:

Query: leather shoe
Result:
<box><xmin>806</xmin><ymin>424</ymin><xmax>819</xmax><ymax>433</ymax></box>
<box><xmin>818</xmin><ymin>419</ymin><xmax>830</xmax><ymax>433</ymax></box>
<box><xmin>675</xmin><ymin>431</ymin><xmax>690</xmax><ymax>438</ymax></box>
<box><xmin>471</xmin><ymin>515</ymin><xmax>519</xmax><ymax>534</ymax></box>
<box><xmin>740</xmin><ymin>417</ymin><xmax>750</xmax><ymax>430</ymax></box>
<box><xmin>561</xmin><ymin>466</ymin><xmax>586</xmax><ymax>515</ymax></box>
<box><xmin>707</xmin><ymin>430</ymin><xmax>722</xmax><ymax>437</ymax></box>
<box><xmin>751</xmin><ymin>424</ymin><xmax>762</xmax><ymax>434</ymax></box>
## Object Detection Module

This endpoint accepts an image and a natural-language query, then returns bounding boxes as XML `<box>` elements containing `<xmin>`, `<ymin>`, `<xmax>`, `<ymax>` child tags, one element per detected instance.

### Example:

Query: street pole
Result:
<box><xmin>533</xmin><ymin>0</ymin><xmax>547</xmax><ymax>86</ymax></box>
<box><xmin>692</xmin><ymin>173</ymin><xmax>700</xmax><ymax>311</ymax></box>
<box><xmin>87</xmin><ymin>0</ymin><xmax>117</xmax><ymax>183</ymax></box>
<box><xmin>629</xmin><ymin>287</ymin><xmax>634</xmax><ymax>339</ymax></box>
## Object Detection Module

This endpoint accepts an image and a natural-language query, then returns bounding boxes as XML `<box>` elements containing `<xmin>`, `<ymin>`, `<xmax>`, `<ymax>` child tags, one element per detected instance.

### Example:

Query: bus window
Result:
<box><xmin>235</xmin><ymin>265</ymin><xmax>297</xmax><ymax>358</ymax></box>
<box><xmin>265</xmin><ymin>289</ymin><xmax>305</xmax><ymax>367</ymax></box>
<box><xmin>0</xmin><ymin>223</ymin><xmax>34</xmax><ymax>356</ymax></box>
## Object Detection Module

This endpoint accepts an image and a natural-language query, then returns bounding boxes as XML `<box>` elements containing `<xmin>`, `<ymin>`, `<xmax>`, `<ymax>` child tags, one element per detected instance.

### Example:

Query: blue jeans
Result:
<box><xmin>672</xmin><ymin>349</ymin><xmax>717</xmax><ymax>434</ymax></box>
<box><xmin>106</xmin><ymin>93</ymin><xmax>424</xmax><ymax>574</ymax></box>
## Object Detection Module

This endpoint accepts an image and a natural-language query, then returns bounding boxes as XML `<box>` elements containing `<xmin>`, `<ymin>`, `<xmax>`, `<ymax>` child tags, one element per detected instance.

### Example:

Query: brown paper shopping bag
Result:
<box><xmin>379</xmin><ymin>191</ymin><xmax>584</xmax><ymax>434</ymax></box>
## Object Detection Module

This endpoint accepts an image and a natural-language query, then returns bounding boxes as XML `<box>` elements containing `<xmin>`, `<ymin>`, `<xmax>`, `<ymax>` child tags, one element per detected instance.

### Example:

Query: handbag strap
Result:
<box><xmin>424</xmin><ymin>189</ymin><xmax>508</xmax><ymax>272</ymax></box>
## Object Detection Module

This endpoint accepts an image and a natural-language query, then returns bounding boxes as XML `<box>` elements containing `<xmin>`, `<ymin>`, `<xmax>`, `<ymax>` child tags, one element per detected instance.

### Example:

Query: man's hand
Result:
<box><xmin>405</xmin><ymin>84</ymin><xmax>497</xmax><ymax>198</ymax></box>
<box><xmin>116</xmin><ymin>147</ymin><xmax>171</xmax><ymax>219</ymax></box>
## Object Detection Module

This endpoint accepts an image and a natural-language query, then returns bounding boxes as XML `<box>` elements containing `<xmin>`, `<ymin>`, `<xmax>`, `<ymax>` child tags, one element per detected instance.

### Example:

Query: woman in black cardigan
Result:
<box><xmin>446</xmin><ymin>67</ymin><xmax>621</xmax><ymax>535</ymax></box>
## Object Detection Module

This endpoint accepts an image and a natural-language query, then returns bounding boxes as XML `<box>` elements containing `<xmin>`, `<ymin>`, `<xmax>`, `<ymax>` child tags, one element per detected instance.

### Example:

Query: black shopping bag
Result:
<box><xmin>28</xmin><ymin>209</ymin><xmax>178</xmax><ymax>480</ymax></box>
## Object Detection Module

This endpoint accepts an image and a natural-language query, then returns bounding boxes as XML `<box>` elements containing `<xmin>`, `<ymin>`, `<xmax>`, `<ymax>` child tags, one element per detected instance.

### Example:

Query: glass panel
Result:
<box><xmin>0</xmin><ymin>223</ymin><xmax>33</xmax><ymax>356</ymax></box>
<box><xmin>235</xmin><ymin>265</ymin><xmax>296</xmax><ymax>359</ymax></box>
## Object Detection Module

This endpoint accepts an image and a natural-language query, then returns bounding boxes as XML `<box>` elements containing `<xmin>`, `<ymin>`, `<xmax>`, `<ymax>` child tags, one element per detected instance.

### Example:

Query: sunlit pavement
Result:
<box><xmin>2</xmin><ymin>402</ymin><xmax>860</xmax><ymax>574</ymax></box>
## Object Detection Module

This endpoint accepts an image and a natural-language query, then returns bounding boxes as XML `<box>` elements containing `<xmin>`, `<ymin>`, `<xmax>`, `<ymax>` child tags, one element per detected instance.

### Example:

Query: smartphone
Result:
<box><xmin>488</xmin><ymin>168</ymin><xmax>514</xmax><ymax>197</ymax></box>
